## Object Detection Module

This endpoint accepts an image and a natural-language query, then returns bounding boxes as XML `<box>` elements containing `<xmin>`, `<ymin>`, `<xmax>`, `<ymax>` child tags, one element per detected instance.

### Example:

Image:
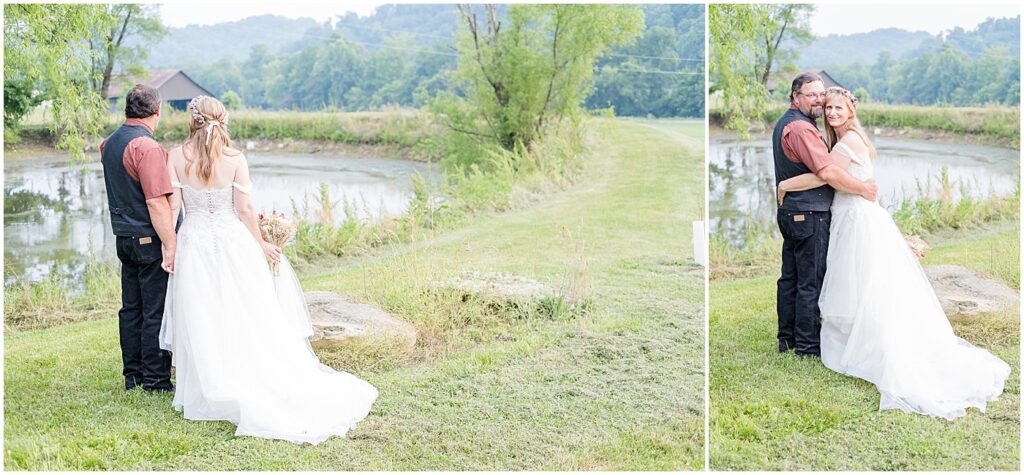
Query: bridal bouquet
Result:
<box><xmin>258</xmin><ymin>210</ymin><xmax>296</xmax><ymax>276</ymax></box>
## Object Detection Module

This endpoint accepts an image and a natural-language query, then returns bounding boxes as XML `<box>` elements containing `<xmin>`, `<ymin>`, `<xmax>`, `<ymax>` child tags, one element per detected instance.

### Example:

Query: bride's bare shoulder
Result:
<box><xmin>222</xmin><ymin>146</ymin><xmax>246</xmax><ymax>161</ymax></box>
<box><xmin>167</xmin><ymin>145</ymin><xmax>185</xmax><ymax>161</ymax></box>
<box><xmin>840</xmin><ymin>132</ymin><xmax>869</xmax><ymax>152</ymax></box>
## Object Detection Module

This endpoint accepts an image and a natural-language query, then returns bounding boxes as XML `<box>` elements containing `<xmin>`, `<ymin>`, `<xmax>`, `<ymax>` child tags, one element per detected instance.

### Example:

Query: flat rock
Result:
<box><xmin>924</xmin><ymin>265</ymin><xmax>1019</xmax><ymax>317</ymax></box>
<box><xmin>304</xmin><ymin>291</ymin><xmax>416</xmax><ymax>348</ymax></box>
<box><xmin>431</xmin><ymin>271</ymin><xmax>560</xmax><ymax>303</ymax></box>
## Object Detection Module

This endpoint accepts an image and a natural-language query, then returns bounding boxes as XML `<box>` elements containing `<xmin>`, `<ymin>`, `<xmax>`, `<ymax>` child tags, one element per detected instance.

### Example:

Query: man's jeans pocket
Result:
<box><xmin>777</xmin><ymin>210</ymin><xmax>815</xmax><ymax>241</ymax></box>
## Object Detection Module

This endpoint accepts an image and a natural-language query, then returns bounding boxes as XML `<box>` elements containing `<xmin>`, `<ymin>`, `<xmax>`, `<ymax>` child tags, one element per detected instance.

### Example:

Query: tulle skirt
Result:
<box><xmin>819</xmin><ymin>195</ymin><xmax>1010</xmax><ymax>420</ymax></box>
<box><xmin>160</xmin><ymin>215</ymin><xmax>378</xmax><ymax>444</ymax></box>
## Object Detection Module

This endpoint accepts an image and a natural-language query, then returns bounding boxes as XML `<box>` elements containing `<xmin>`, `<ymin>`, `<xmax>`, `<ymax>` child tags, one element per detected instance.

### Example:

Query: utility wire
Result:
<box><xmin>299</xmin><ymin>33</ymin><xmax>703</xmax><ymax>75</ymax></box>
<box><xmin>333</xmin><ymin>22</ymin><xmax>705</xmax><ymax>62</ymax></box>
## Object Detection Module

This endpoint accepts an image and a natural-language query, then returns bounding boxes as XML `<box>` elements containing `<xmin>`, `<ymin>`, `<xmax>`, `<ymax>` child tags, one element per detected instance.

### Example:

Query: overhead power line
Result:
<box><xmin>333</xmin><ymin>22</ymin><xmax>705</xmax><ymax>63</ymax></box>
<box><xmin>297</xmin><ymin>33</ymin><xmax>704</xmax><ymax>76</ymax></box>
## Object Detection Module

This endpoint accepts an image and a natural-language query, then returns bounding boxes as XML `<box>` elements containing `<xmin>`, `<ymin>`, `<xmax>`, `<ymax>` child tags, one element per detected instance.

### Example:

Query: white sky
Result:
<box><xmin>157</xmin><ymin>2</ymin><xmax>388</xmax><ymax>28</ymax></box>
<box><xmin>809</xmin><ymin>3</ymin><xmax>1021</xmax><ymax>37</ymax></box>
<box><xmin>156</xmin><ymin>2</ymin><xmax>1021</xmax><ymax>34</ymax></box>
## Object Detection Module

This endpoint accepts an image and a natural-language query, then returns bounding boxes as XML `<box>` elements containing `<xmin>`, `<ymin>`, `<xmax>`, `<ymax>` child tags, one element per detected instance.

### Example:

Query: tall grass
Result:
<box><xmin>710</xmin><ymin>103</ymin><xmax>1021</xmax><ymax>147</ymax></box>
<box><xmin>4</xmin><ymin>257</ymin><xmax>120</xmax><ymax>331</ymax></box>
<box><xmin>10</xmin><ymin>108</ymin><xmax>443</xmax><ymax>154</ymax></box>
<box><xmin>287</xmin><ymin>121</ymin><xmax>587</xmax><ymax>264</ymax></box>
<box><xmin>892</xmin><ymin>167</ymin><xmax>1020</xmax><ymax>235</ymax></box>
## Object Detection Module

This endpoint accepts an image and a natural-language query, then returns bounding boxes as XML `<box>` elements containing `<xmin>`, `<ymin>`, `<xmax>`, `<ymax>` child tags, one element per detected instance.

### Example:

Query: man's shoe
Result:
<box><xmin>794</xmin><ymin>351</ymin><xmax>821</xmax><ymax>358</ymax></box>
<box><xmin>778</xmin><ymin>340</ymin><xmax>796</xmax><ymax>353</ymax></box>
<box><xmin>143</xmin><ymin>384</ymin><xmax>175</xmax><ymax>394</ymax></box>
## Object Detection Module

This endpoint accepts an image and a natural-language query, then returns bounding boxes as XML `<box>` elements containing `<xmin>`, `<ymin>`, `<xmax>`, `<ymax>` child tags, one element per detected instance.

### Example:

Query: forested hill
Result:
<box><xmin>790</xmin><ymin>16</ymin><xmax>1020</xmax><ymax>69</ymax></box>
<box><xmin>793</xmin><ymin>28</ymin><xmax>932</xmax><ymax>68</ymax></box>
<box><xmin>143</xmin><ymin>15</ymin><xmax>321</xmax><ymax>67</ymax></box>
<box><xmin>144</xmin><ymin>5</ymin><xmax>463</xmax><ymax>68</ymax></box>
<box><xmin>807</xmin><ymin>16</ymin><xmax>1020</xmax><ymax>106</ymax></box>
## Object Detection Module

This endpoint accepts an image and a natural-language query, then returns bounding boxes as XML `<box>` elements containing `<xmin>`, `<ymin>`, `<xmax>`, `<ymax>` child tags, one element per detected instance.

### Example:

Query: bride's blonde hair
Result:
<box><xmin>183</xmin><ymin>95</ymin><xmax>235</xmax><ymax>185</ymax></box>
<box><xmin>823</xmin><ymin>87</ymin><xmax>876</xmax><ymax>161</ymax></box>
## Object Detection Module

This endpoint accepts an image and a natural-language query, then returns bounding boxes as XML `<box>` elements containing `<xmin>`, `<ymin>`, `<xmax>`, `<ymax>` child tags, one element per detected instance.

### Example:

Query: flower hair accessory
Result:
<box><xmin>187</xmin><ymin>96</ymin><xmax>207</xmax><ymax>125</ymax></box>
<box><xmin>827</xmin><ymin>86</ymin><xmax>859</xmax><ymax>106</ymax></box>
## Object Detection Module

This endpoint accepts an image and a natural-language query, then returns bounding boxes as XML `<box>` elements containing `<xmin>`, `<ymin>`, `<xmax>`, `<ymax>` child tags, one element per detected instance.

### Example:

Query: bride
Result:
<box><xmin>777</xmin><ymin>87</ymin><xmax>1010</xmax><ymax>420</ymax></box>
<box><xmin>158</xmin><ymin>96</ymin><xmax>378</xmax><ymax>443</ymax></box>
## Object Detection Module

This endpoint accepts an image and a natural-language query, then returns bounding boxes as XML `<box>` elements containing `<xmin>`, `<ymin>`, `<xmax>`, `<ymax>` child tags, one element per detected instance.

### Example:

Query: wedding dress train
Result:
<box><xmin>818</xmin><ymin>142</ymin><xmax>1010</xmax><ymax>420</ymax></box>
<box><xmin>160</xmin><ymin>182</ymin><xmax>378</xmax><ymax>444</ymax></box>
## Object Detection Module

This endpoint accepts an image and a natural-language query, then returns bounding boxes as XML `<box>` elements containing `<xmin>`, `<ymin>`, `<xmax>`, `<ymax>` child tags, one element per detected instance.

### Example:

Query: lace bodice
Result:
<box><xmin>182</xmin><ymin>184</ymin><xmax>235</xmax><ymax>215</ymax></box>
<box><xmin>173</xmin><ymin>181</ymin><xmax>252</xmax><ymax>229</ymax></box>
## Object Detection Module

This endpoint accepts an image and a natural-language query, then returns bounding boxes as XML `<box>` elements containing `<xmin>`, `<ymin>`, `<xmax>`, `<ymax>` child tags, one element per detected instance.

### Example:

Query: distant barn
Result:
<box><xmin>106</xmin><ymin>69</ymin><xmax>214</xmax><ymax>112</ymax></box>
<box><xmin>766</xmin><ymin>69</ymin><xmax>846</xmax><ymax>94</ymax></box>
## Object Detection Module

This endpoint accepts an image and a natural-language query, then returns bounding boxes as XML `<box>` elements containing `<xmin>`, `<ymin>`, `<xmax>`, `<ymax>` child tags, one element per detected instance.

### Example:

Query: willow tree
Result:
<box><xmin>90</xmin><ymin>4</ymin><xmax>167</xmax><ymax>100</ymax></box>
<box><xmin>436</xmin><ymin>4</ymin><xmax>644</xmax><ymax>153</ymax></box>
<box><xmin>5</xmin><ymin>4</ymin><xmax>109</xmax><ymax>159</ymax></box>
<box><xmin>709</xmin><ymin>4</ymin><xmax>814</xmax><ymax>137</ymax></box>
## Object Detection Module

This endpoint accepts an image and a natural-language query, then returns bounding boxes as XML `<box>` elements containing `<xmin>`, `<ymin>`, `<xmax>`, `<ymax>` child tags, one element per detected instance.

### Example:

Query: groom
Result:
<box><xmin>772</xmin><ymin>72</ymin><xmax>876</xmax><ymax>357</ymax></box>
<box><xmin>100</xmin><ymin>84</ymin><xmax>176</xmax><ymax>392</ymax></box>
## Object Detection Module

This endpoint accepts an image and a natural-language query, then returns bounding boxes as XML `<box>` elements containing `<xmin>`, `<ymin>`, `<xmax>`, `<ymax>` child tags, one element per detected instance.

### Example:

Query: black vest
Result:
<box><xmin>772</xmin><ymin>107</ymin><xmax>835</xmax><ymax>211</ymax></box>
<box><xmin>102</xmin><ymin>124</ymin><xmax>158</xmax><ymax>237</ymax></box>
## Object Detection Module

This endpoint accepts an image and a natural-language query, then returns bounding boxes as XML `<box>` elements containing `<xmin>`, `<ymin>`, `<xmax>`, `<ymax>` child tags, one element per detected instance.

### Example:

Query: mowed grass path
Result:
<box><xmin>710</xmin><ymin>223</ymin><xmax>1020</xmax><ymax>470</ymax></box>
<box><xmin>4</xmin><ymin>119</ymin><xmax>705</xmax><ymax>470</ymax></box>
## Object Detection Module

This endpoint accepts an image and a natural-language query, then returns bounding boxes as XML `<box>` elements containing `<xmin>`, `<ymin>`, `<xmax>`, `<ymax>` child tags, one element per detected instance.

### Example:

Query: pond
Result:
<box><xmin>710</xmin><ymin>128</ymin><xmax>1019</xmax><ymax>245</ymax></box>
<box><xmin>4</xmin><ymin>152</ymin><xmax>438</xmax><ymax>288</ymax></box>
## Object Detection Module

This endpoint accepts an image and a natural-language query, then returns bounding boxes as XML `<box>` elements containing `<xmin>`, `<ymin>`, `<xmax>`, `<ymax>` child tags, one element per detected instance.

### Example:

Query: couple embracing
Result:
<box><xmin>772</xmin><ymin>72</ymin><xmax>1010</xmax><ymax>420</ymax></box>
<box><xmin>101</xmin><ymin>84</ymin><xmax>377</xmax><ymax>444</ymax></box>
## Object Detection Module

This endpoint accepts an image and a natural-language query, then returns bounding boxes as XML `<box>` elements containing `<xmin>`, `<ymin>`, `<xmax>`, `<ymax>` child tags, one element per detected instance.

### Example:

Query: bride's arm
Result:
<box><xmin>232</xmin><ymin>155</ymin><xmax>282</xmax><ymax>263</ymax></box>
<box><xmin>777</xmin><ymin>173</ymin><xmax>827</xmax><ymax>206</ymax></box>
<box><xmin>777</xmin><ymin>148</ymin><xmax>856</xmax><ymax>205</ymax></box>
<box><xmin>166</xmin><ymin>152</ymin><xmax>182</xmax><ymax>222</ymax></box>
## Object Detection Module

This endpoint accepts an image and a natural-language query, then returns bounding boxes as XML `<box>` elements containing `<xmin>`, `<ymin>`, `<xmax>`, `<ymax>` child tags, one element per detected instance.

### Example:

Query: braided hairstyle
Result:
<box><xmin>183</xmin><ymin>96</ymin><xmax>233</xmax><ymax>185</ymax></box>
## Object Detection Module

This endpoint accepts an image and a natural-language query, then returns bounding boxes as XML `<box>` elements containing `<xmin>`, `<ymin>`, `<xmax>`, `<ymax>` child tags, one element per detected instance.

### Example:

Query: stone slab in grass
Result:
<box><xmin>304</xmin><ymin>291</ymin><xmax>416</xmax><ymax>349</ymax></box>
<box><xmin>925</xmin><ymin>264</ymin><xmax>1020</xmax><ymax>318</ymax></box>
<box><xmin>429</xmin><ymin>271</ymin><xmax>562</xmax><ymax>304</ymax></box>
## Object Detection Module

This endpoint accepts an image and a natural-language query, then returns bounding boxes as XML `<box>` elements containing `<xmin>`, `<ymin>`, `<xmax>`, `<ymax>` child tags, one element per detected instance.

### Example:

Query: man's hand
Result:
<box><xmin>777</xmin><ymin>186</ymin><xmax>787</xmax><ymax>206</ymax></box>
<box><xmin>861</xmin><ymin>179</ymin><xmax>878</xmax><ymax>202</ymax></box>
<box><xmin>161</xmin><ymin>242</ymin><xmax>175</xmax><ymax>274</ymax></box>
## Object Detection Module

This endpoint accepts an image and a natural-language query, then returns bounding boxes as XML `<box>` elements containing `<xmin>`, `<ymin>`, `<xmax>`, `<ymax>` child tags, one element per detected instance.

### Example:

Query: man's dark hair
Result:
<box><xmin>790</xmin><ymin>72</ymin><xmax>823</xmax><ymax>102</ymax></box>
<box><xmin>125</xmin><ymin>84</ymin><xmax>161</xmax><ymax>118</ymax></box>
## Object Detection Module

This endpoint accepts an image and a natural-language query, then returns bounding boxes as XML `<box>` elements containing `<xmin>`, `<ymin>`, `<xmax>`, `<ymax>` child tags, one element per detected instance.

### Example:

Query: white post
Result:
<box><xmin>692</xmin><ymin>220</ymin><xmax>706</xmax><ymax>267</ymax></box>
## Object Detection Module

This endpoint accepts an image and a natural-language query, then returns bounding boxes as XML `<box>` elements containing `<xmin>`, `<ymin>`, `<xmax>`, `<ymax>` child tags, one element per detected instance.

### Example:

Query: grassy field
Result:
<box><xmin>709</xmin><ymin>222</ymin><xmax>1020</xmax><ymax>470</ymax></box>
<box><xmin>4</xmin><ymin>118</ymin><xmax>706</xmax><ymax>470</ymax></box>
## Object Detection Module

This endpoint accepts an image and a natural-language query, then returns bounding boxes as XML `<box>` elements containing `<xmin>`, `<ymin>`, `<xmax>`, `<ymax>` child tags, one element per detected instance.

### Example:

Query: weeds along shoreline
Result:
<box><xmin>711</xmin><ymin>170</ymin><xmax>1020</xmax><ymax>282</ymax></box>
<box><xmin>710</xmin><ymin>104</ymin><xmax>1021</xmax><ymax>149</ymax></box>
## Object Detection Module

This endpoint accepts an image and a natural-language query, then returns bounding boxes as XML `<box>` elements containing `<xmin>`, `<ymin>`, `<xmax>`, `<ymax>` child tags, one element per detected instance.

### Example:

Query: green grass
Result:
<box><xmin>710</xmin><ymin>223</ymin><xmax>1020</xmax><ymax>470</ymax></box>
<box><xmin>4</xmin><ymin>118</ymin><xmax>706</xmax><ymax>470</ymax></box>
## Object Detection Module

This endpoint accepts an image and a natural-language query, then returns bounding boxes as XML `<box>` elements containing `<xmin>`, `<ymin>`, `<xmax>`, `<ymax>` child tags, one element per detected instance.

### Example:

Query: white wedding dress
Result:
<box><xmin>159</xmin><ymin>182</ymin><xmax>378</xmax><ymax>444</ymax></box>
<box><xmin>818</xmin><ymin>141</ymin><xmax>1010</xmax><ymax>420</ymax></box>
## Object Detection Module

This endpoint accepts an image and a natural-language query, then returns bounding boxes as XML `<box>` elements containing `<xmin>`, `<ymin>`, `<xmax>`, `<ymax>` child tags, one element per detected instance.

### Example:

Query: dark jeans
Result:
<box><xmin>776</xmin><ymin>209</ymin><xmax>831</xmax><ymax>356</ymax></box>
<box><xmin>116</xmin><ymin>235</ymin><xmax>173</xmax><ymax>391</ymax></box>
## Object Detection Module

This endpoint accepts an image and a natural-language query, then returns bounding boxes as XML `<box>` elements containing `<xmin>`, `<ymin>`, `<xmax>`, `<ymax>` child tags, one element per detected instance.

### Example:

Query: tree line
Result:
<box><xmin>826</xmin><ymin>43</ymin><xmax>1020</xmax><ymax>106</ymax></box>
<box><xmin>5</xmin><ymin>4</ymin><xmax>704</xmax><ymax>161</ymax></box>
<box><xmin>185</xmin><ymin>4</ymin><xmax>704</xmax><ymax>118</ymax></box>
